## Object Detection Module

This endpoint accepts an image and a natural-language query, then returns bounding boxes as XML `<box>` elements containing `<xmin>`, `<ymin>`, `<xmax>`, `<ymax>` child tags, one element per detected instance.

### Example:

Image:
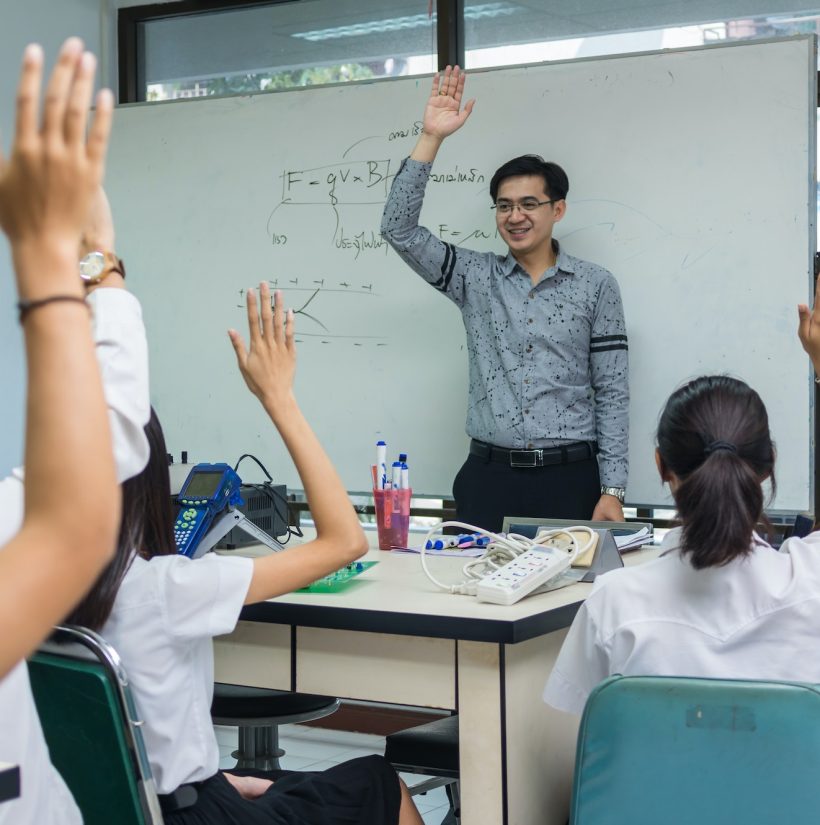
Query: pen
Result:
<box><xmin>391</xmin><ymin>461</ymin><xmax>402</xmax><ymax>490</ymax></box>
<box><xmin>399</xmin><ymin>453</ymin><xmax>409</xmax><ymax>490</ymax></box>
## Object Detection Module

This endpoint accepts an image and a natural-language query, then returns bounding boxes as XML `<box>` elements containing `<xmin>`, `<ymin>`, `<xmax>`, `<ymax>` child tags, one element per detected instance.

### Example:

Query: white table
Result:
<box><xmin>214</xmin><ymin>539</ymin><xmax>658</xmax><ymax>825</ymax></box>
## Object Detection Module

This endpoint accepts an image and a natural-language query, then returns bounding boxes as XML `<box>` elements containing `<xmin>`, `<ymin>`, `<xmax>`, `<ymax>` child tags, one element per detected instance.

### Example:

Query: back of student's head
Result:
<box><xmin>656</xmin><ymin>375</ymin><xmax>776</xmax><ymax>569</ymax></box>
<box><xmin>489</xmin><ymin>155</ymin><xmax>569</xmax><ymax>202</ymax></box>
<box><xmin>66</xmin><ymin>408</ymin><xmax>176</xmax><ymax>631</ymax></box>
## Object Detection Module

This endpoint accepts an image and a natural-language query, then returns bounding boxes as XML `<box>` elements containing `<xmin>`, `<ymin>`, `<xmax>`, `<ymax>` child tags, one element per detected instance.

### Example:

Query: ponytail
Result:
<box><xmin>657</xmin><ymin>376</ymin><xmax>775</xmax><ymax>568</ymax></box>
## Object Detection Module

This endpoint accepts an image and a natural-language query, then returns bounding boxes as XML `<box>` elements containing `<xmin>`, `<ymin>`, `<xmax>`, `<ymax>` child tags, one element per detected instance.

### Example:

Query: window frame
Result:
<box><xmin>118</xmin><ymin>0</ymin><xmax>464</xmax><ymax>103</ymax></box>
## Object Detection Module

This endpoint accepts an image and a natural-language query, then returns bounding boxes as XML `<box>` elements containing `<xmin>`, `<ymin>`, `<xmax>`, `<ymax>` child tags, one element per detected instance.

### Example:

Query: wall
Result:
<box><xmin>0</xmin><ymin>1</ymin><xmax>103</xmax><ymax>474</ymax></box>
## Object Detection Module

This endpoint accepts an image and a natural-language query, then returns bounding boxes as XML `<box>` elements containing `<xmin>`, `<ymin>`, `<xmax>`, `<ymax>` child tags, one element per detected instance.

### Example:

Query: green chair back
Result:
<box><xmin>571</xmin><ymin>674</ymin><xmax>820</xmax><ymax>825</ymax></box>
<box><xmin>27</xmin><ymin>625</ymin><xmax>163</xmax><ymax>825</ymax></box>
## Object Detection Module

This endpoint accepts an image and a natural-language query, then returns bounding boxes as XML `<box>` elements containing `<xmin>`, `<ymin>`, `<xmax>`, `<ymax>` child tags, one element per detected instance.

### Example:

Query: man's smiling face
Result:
<box><xmin>494</xmin><ymin>174</ymin><xmax>565</xmax><ymax>258</ymax></box>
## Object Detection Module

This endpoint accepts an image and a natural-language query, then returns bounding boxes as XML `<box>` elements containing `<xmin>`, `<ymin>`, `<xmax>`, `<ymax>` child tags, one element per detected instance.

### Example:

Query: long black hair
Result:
<box><xmin>656</xmin><ymin>375</ymin><xmax>776</xmax><ymax>569</ymax></box>
<box><xmin>66</xmin><ymin>408</ymin><xmax>176</xmax><ymax>630</ymax></box>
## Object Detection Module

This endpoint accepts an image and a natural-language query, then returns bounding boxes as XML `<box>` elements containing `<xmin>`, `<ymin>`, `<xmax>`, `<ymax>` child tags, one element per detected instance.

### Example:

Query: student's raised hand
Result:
<box><xmin>422</xmin><ymin>65</ymin><xmax>475</xmax><ymax>141</ymax></box>
<box><xmin>228</xmin><ymin>283</ymin><xmax>296</xmax><ymax>415</ymax></box>
<box><xmin>798</xmin><ymin>277</ymin><xmax>820</xmax><ymax>373</ymax></box>
<box><xmin>0</xmin><ymin>38</ymin><xmax>113</xmax><ymax>296</ymax></box>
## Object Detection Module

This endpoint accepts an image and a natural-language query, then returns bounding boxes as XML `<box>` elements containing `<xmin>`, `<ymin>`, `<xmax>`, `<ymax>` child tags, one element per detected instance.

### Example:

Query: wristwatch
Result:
<box><xmin>79</xmin><ymin>250</ymin><xmax>124</xmax><ymax>285</ymax></box>
<box><xmin>600</xmin><ymin>485</ymin><xmax>626</xmax><ymax>503</ymax></box>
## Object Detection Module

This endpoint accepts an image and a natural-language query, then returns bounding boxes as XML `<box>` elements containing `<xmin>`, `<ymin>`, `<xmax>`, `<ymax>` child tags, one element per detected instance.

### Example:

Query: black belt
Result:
<box><xmin>469</xmin><ymin>439</ymin><xmax>597</xmax><ymax>468</ymax></box>
<box><xmin>158</xmin><ymin>779</ymin><xmax>208</xmax><ymax>813</ymax></box>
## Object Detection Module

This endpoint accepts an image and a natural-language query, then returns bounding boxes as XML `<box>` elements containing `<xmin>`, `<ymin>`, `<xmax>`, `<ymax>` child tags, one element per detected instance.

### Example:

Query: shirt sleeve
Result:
<box><xmin>543</xmin><ymin>600</ymin><xmax>611</xmax><ymax>715</ymax></box>
<box><xmin>87</xmin><ymin>289</ymin><xmax>150</xmax><ymax>483</ymax></box>
<box><xmin>159</xmin><ymin>554</ymin><xmax>254</xmax><ymax>641</ymax></box>
<box><xmin>589</xmin><ymin>273</ymin><xmax>629</xmax><ymax>488</ymax></box>
<box><xmin>380</xmin><ymin>157</ymin><xmax>487</xmax><ymax>308</ymax></box>
<box><xmin>0</xmin><ymin>470</ymin><xmax>24</xmax><ymax>547</ymax></box>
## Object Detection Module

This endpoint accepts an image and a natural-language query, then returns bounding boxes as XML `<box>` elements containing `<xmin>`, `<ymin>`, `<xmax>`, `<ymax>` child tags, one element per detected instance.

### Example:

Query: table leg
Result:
<box><xmin>457</xmin><ymin>630</ymin><xmax>578</xmax><ymax>825</ymax></box>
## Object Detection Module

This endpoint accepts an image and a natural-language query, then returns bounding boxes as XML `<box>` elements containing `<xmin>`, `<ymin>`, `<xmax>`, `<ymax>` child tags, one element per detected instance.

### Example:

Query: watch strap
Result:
<box><xmin>600</xmin><ymin>485</ymin><xmax>626</xmax><ymax>503</ymax></box>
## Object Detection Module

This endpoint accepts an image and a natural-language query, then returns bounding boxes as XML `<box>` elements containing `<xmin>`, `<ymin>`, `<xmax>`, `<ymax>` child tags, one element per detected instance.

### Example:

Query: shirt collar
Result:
<box><xmin>501</xmin><ymin>239</ymin><xmax>576</xmax><ymax>280</ymax></box>
<box><xmin>659</xmin><ymin>526</ymin><xmax>774</xmax><ymax>558</ymax></box>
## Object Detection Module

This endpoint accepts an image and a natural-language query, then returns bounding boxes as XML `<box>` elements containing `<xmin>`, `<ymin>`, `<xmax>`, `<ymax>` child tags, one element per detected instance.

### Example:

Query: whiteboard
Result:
<box><xmin>106</xmin><ymin>36</ymin><xmax>816</xmax><ymax>510</ymax></box>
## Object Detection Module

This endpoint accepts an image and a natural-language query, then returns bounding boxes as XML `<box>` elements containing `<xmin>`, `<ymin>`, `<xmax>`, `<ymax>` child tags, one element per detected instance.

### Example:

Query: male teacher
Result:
<box><xmin>380</xmin><ymin>66</ymin><xmax>629</xmax><ymax>531</ymax></box>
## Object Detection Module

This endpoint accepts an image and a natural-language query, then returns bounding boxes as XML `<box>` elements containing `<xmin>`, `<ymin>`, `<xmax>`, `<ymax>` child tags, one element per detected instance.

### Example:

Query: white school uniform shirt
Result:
<box><xmin>0</xmin><ymin>288</ymin><xmax>150</xmax><ymax>825</ymax></box>
<box><xmin>543</xmin><ymin>527</ymin><xmax>820</xmax><ymax>715</ymax></box>
<box><xmin>100</xmin><ymin>553</ymin><xmax>254</xmax><ymax>795</ymax></box>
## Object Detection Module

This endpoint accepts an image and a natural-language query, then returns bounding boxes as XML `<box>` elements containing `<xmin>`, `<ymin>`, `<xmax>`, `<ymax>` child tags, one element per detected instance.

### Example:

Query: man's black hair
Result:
<box><xmin>489</xmin><ymin>155</ymin><xmax>569</xmax><ymax>202</ymax></box>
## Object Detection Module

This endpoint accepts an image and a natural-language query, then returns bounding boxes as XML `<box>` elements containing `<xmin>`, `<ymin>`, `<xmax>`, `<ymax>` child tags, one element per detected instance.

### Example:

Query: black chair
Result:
<box><xmin>28</xmin><ymin>625</ymin><xmax>163</xmax><ymax>825</ymax></box>
<box><xmin>211</xmin><ymin>683</ymin><xmax>341</xmax><ymax>770</ymax></box>
<box><xmin>384</xmin><ymin>714</ymin><xmax>460</xmax><ymax>825</ymax></box>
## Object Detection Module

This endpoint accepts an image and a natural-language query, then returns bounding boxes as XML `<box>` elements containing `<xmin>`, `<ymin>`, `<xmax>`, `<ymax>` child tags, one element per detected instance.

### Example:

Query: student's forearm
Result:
<box><xmin>244</xmin><ymin>396</ymin><xmax>366</xmax><ymax>603</ymax></box>
<box><xmin>22</xmin><ymin>256</ymin><xmax>119</xmax><ymax>547</ymax></box>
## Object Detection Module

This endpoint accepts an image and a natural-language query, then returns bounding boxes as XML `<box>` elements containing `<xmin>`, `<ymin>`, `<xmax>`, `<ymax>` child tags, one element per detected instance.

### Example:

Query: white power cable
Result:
<box><xmin>420</xmin><ymin>520</ymin><xmax>597</xmax><ymax>597</ymax></box>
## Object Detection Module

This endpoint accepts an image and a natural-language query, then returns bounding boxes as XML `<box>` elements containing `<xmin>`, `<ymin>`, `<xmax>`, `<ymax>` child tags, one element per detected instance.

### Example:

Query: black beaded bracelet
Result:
<box><xmin>17</xmin><ymin>295</ymin><xmax>89</xmax><ymax>323</ymax></box>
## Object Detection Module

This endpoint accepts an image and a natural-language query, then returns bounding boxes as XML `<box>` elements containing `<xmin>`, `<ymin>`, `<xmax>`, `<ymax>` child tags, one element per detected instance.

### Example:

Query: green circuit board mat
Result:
<box><xmin>298</xmin><ymin>561</ymin><xmax>379</xmax><ymax>593</ymax></box>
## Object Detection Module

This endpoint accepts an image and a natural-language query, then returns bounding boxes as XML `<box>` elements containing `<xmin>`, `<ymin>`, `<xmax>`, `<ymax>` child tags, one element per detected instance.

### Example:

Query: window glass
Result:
<box><xmin>143</xmin><ymin>0</ymin><xmax>436</xmax><ymax>101</ymax></box>
<box><xmin>464</xmin><ymin>4</ymin><xmax>820</xmax><ymax>68</ymax></box>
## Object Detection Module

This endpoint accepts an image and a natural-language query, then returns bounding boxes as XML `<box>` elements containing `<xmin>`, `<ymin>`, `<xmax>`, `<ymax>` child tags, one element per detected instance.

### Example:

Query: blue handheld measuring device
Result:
<box><xmin>174</xmin><ymin>463</ymin><xmax>243</xmax><ymax>558</ymax></box>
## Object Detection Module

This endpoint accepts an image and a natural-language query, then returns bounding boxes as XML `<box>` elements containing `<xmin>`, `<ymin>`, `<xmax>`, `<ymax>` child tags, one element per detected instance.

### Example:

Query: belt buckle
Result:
<box><xmin>510</xmin><ymin>449</ymin><xmax>542</xmax><ymax>468</ymax></box>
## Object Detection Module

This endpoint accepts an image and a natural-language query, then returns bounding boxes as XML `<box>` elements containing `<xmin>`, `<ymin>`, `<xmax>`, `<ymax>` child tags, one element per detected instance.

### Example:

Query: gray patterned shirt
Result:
<box><xmin>381</xmin><ymin>158</ymin><xmax>629</xmax><ymax>488</ymax></box>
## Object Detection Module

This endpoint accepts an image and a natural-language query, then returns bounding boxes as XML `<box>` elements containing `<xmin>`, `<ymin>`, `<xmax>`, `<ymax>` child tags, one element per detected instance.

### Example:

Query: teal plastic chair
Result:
<box><xmin>27</xmin><ymin>625</ymin><xmax>163</xmax><ymax>825</ymax></box>
<box><xmin>571</xmin><ymin>674</ymin><xmax>820</xmax><ymax>825</ymax></box>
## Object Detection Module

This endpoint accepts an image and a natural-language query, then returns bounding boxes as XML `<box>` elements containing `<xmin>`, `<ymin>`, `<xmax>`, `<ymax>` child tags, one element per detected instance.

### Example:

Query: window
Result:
<box><xmin>464</xmin><ymin>6</ymin><xmax>820</xmax><ymax>68</ymax></box>
<box><xmin>120</xmin><ymin>0</ymin><xmax>437</xmax><ymax>102</ymax></box>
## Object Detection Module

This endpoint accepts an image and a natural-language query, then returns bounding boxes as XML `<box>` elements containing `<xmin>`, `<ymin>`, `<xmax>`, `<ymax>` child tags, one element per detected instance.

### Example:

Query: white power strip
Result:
<box><xmin>475</xmin><ymin>545</ymin><xmax>574</xmax><ymax>605</ymax></box>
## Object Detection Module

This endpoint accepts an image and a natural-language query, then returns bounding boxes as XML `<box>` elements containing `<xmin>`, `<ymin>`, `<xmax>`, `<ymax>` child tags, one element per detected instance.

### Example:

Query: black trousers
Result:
<box><xmin>452</xmin><ymin>452</ymin><xmax>601</xmax><ymax>533</ymax></box>
<box><xmin>164</xmin><ymin>757</ymin><xmax>400</xmax><ymax>825</ymax></box>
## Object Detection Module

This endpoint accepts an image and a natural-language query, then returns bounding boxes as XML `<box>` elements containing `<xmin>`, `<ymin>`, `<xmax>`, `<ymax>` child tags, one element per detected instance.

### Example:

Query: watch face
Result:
<box><xmin>79</xmin><ymin>251</ymin><xmax>105</xmax><ymax>281</ymax></box>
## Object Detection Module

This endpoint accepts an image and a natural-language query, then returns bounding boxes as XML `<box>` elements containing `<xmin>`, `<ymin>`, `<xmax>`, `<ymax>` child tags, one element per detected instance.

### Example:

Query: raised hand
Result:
<box><xmin>228</xmin><ymin>283</ymin><xmax>296</xmax><ymax>414</ymax></box>
<box><xmin>0</xmin><ymin>38</ymin><xmax>113</xmax><ymax>298</ymax></box>
<box><xmin>798</xmin><ymin>277</ymin><xmax>820</xmax><ymax>373</ymax></box>
<box><xmin>422</xmin><ymin>65</ymin><xmax>475</xmax><ymax>141</ymax></box>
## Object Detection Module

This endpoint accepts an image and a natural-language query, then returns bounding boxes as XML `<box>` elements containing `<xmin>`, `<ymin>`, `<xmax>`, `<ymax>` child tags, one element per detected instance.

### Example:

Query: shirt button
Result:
<box><xmin>526</xmin><ymin>345</ymin><xmax>533</xmax><ymax>353</ymax></box>
<box><xmin>524</xmin><ymin>378</ymin><xmax>529</xmax><ymax>385</ymax></box>
<box><xmin>529</xmin><ymin>291</ymin><xmax>535</xmax><ymax>299</ymax></box>
<box><xmin>524</xmin><ymin>408</ymin><xmax>530</xmax><ymax>414</ymax></box>
<box><xmin>527</xmin><ymin>442</ymin><xmax>534</xmax><ymax>449</ymax></box>
<box><xmin>527</xmin><ymin>318</ymin><xmax>533</xmax><ymax>324</ymax></box>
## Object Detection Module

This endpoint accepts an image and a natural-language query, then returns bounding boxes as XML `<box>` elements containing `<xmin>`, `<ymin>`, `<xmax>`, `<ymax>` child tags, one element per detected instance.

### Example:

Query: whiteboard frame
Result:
<box><xmin>110</xmin><ymin>35</ymin><xmax>817</xmax><ymax>514</ymax></box>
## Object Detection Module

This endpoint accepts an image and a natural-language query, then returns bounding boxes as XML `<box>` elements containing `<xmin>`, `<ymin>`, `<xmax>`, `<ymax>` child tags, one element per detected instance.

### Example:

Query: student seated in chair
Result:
<box><xmin>544</xmin><ymin>282</ymin><xmax>820</xmax><ymax>714</ymax></box>
<box><xmin>66</xmin><ymin>284</ymin><xmax>423</xmax><ymax>825</ymax></box>
<box><xmin>0</xmin><ymin>39</ymin><xmax>151</xmax><ymax>825</ymax></box>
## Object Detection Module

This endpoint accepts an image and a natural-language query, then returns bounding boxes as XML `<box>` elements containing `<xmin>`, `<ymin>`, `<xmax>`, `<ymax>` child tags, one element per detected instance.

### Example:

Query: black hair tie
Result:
<box><xmin>703</xmin><ymin>440</ymin><xmax>737</xmax><ymax>456</ymax></box>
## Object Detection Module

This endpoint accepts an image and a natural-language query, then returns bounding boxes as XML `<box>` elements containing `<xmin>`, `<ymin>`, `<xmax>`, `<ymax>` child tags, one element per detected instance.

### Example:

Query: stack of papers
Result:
<box><xmin>612</xmin><ymin>526</ymin><xmax>653</xmax><ymax>552</ymax></box>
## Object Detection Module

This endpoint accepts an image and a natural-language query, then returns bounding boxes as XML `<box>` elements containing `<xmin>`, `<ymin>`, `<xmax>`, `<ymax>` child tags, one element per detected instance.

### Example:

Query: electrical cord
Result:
<box><xmin>420</xmin><ymin>521</ymin><xmax>597</xmax><ymax>597</ymax></box>
<box><xmin>232</xmin><ymin>453</ymin><xmax>303</xmax><ymax>544</ymax></box>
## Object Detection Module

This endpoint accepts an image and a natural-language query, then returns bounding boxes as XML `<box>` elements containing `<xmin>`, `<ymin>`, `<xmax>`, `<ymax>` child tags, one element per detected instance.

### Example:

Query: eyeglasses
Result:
<box><xmin>491</xmin><ymin>198</ymin><xmax>558</xmax><ymax>214</ymax></box>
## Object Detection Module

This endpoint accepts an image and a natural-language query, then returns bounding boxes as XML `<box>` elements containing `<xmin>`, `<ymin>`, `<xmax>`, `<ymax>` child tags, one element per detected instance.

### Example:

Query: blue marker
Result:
<box><xmin>376</xmin><ymin>440</ymin><xmax>387</xmax><ymax>489</ymax></box>
<box><xmin>391</xmin><ymin>460</ymin><xmax>402</xmax><ymax>489</ymax></box>
<box><xmin>398</xmin><ymin>453</ymin><xmax>409</xmax><ymax>488</ymax></box>
<box><xmin>425</xmin><ymin>536</ymin><xmax>458</xmax><ymax>549</ymax></box>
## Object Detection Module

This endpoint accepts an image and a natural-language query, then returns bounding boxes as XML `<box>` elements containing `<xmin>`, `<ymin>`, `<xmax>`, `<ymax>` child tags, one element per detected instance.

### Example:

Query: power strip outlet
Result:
<box><xmin>476</xmin><ymin>546</ymin><xmax>574</xmax><ymax>605</ymax></box>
